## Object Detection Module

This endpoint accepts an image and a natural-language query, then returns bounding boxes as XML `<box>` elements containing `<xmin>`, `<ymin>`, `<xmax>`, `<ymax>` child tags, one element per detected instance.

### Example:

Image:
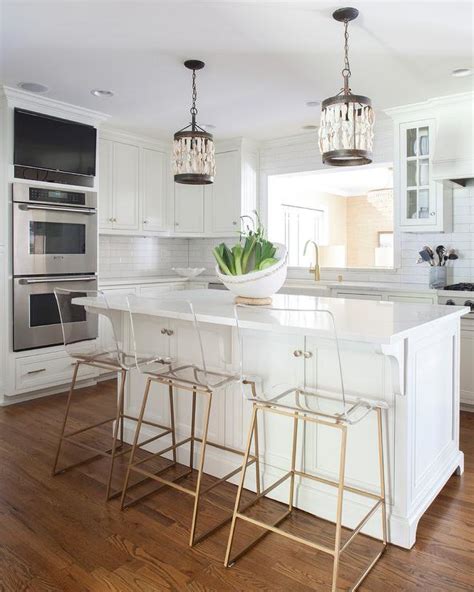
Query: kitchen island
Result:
<box><xmin>80</xmin><ymin>290</ymin><xmax>468</xmax><ymax>549</ymax></box>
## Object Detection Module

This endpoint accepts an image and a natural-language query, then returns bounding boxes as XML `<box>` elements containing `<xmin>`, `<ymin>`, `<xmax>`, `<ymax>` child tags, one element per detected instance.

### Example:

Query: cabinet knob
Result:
<box><xmin>430</xmin><ymin>212</ymin><xmax>435</xmax><ymax>216</ymax></box>
<box><xmin>167</xmin><ymin>329</ymin><xmax>174</xmax><ymax>336</ymax></box>
<box><xmin>109</xmin><ymin>217</ymin><xmax>113</xmax><ymax>222</ymax></box>
<box><xmin>293</xmin><ymin>350</ymin><xmax>303</xmax><ymax>357</ymax></box>
<box><xmin>143</xmin><ymin>219</ymin><xmax>148</xmax><ymax>224</ymax></box>
<box><xmin>161</xmin><ymin>328</ymin><xmax>167</xmax><ymax>335</ymax></box>
<box><xmin>232</xmin><ymin>221</ymin><xmax>237</xmax><ymax>226</ymax></box>
<box><xmin>303</xmin><ymin>351</ymin><xmax>313</xmax><ymax>359</ymax></box>
<box><xmin>175</xmin><ymin>222</ymin><xmax>179</xmax><ymax>226</ymax></box>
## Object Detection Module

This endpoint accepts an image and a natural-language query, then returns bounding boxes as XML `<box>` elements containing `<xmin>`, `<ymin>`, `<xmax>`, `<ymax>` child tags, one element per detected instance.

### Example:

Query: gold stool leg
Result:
<box><xmin>189</xmin><ymin>390</ymin><xmax>212</xmax><ymax>547</ymax></box>
<box><xmin>377</xmin><ymin>407</ymin><xmax>388</xmax><ymax>546</ymax></box>
<box><xmin>105</xmin><ymin>369</ymin><xmax>127</xmax><ymax>501</ymax></box>
<box><xmin>169</xmin><ymin>384</ymin><xmax>177</xmax><ymax>464</ymax></box>
<box><xmin>331</xmin><ymin>425</ymin><xmax>348</xmax><ymax>592</ymax></box>
<box><xmin>253</xmin><ymin>407</ymin><xmax>261</xmax><ymax>496</ymax></box>
<box><xmin>52</xmin><ymin>361</ymin><xmax>81</xmax><ymax>476</ymax></box>
<box><xmin>189</xmin><ymin>387</ymin><xmax>197</xmax><ymax>469</ymax></box>
<box><xmin>289</xmin><ymin>413</ymin><xmax>299</xmax><ymax>510</ymax></box>
<box><xmin>120</xmin><ymin>376</ymin><xmax>152</xmax><ymax>509</ymax></box>
<box><xmin>224</xmin><ymin>404</ymin><xmax>258</xmax><ymax>567</ymax></box>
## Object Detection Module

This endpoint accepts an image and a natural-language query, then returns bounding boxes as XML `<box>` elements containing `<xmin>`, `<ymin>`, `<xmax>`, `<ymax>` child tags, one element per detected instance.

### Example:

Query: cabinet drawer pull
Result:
<box><xmin>293</xmin><ymin>350</ymin><xmax>303</xmax><ymax>357</ymax></box>
<box><xmin>167</xmin><ymin>329</ymin><xmax>174</xmax><ymax>336</ymax></box>
<box><xmin>161</xmin><ymin>328</ymin><xmax>167</xmax><ymax>335</ymax></box>
<box><xmin>303</xmin><ymin>351</ymin><xmax>313</xmax><ymax>359</ymax></box>
<box><xmin>26</xmin><ymin>368</ymin><xmax>46</xmax><ymax>375</ymax></box>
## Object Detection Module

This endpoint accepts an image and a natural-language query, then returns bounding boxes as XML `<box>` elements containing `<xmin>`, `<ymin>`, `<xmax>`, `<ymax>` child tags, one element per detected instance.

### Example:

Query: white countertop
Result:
<box><xmin>284</xmin><ymin>280</ymin><xmax>437</xmax><ymax>294</ymax></box>
<box><xmin>79</xmin><ymin>289</ymin><xmax>469</xmax><ymax>346</ymax></box>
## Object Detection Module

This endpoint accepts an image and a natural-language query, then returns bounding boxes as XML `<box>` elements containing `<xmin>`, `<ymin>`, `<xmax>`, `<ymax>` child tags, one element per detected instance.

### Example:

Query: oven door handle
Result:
<box><xmin>18</xmin><ymin>204</ymin><xmax>96</xmax><ymax>215</ymax></box>
<box><xmin>19</xmin><ymin>276</ymin><xmax>97</xmax><ymax>285</ymax></box>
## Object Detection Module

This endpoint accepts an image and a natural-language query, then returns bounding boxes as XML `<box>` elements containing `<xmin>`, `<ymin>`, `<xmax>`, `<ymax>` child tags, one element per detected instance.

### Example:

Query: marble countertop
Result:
<box><xmin>78</xmin><ymin>289</ymin><xmax>469</xmax><ymax>346</ymax></box>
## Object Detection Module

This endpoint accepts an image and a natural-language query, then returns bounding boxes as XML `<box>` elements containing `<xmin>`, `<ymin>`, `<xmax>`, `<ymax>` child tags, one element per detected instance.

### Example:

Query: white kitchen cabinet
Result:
<box><xmin>334</xmin><ymin>291</ymin><xmax>383</xmax><ymax>301</ymax></box>
<box><xmin>98</xmin><ymin>138</ymin><xmax>114</xmax><ymax>229</ymax></box>
<box><xmin>112</xmin><ymin>141</ymin><xmax>140</xmax><ymax>230</ymax></box>
<box><xmin>386</xmin><ymin>106</ymin><xmax>452</xmax><ymax>233</ymax></box>
<box><xmin>206</xmin><ymin>151</ymin><xmax>241</xmax><ymax>234</ymax></box>
<box><xmin>141</xmin><ymin>148</ymin><xmax>167</xmax><ymax>232</ymax></box>
<box><xmin>387</xmin><ymin>294</ymin><xmax>436</xmax><ymax>304</ymax></box>
<box><xmin>174</xmin><ymin>183</ymin><xmax>205</xmax><ymax>233</ymax></box>
<box><xmin>98</xmin><ymin>138</ymin><xmax>139</xmax><ymax>231</ymax></box>
<box><xmin>460</xmin><ymin>321</ymin><xmax>474</xmax><ymax>407</ymax></box>
<box><xmin>173</xmin><ymin>141</ymin><xmax>258</xmax><ymax>237</ymax></box>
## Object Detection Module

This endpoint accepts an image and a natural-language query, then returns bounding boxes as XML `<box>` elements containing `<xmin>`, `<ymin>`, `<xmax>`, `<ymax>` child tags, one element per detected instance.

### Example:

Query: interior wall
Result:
<box><xmin>346</xmin><ymin>191</ymin><xmax>393</xmax><ymax>267</ymax></box>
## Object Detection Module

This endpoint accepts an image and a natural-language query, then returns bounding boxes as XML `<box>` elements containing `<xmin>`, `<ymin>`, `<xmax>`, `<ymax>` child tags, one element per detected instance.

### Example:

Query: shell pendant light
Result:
<box><xmin>173</xmin><ymin>60</ymin><xmax>215</xmax><ymax>184</ymax></box>
<box><xmin>319</xmin><ymin>7</ymin><xmax>374</xmax><ymax>166</ymax></box>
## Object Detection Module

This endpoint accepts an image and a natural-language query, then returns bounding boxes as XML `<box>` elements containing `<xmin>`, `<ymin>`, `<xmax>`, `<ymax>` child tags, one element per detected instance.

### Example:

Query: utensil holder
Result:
<box><xmin>429</xmin><ymin>266</ymin><xmax>447</xmax><ymax>289</ymax></box>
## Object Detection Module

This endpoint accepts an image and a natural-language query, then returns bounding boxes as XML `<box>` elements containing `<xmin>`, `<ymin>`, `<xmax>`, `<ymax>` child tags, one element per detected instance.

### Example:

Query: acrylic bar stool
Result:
<box><xmin>225</xmin><ymin>304</ymin><xmax>388</xmax><ymax>592</ymax></box>
<box><xmin>120</xmin><ymin>295</ymin><xmax>261</xmax><ymax>547</ymax></box>
<box><xmin>52</xmin><ymin>289</ymin><xmax>172</xmax><ymax>501</ymax></box>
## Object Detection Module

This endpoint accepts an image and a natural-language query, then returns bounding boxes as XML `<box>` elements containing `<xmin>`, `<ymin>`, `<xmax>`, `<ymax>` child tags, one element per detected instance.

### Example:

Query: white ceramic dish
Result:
<box><xmin>172</xmin><ymin>267</ymin><xmax>206</xmax><ymax>279</ymax></box>
<box><xmin>215</xmin><ymin>243</ymin><xmax>288</xmax><ymax>299</ymax></box>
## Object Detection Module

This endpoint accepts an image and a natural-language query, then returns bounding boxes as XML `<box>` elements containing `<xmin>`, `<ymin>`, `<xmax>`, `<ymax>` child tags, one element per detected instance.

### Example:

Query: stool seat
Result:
<box><xmin>149</xmin><ymin>363</ymin><xmax>239</xmax><ymax>391</ymax></box>
<box><xmin>74</xmin><ymin>350</ymin><xmax>169</xmax><ymax>372</ymax></box>
<box><xmin>249</xmin><ymin>385</ymin><xmax>388</xmax><ymax>425</ymax></box>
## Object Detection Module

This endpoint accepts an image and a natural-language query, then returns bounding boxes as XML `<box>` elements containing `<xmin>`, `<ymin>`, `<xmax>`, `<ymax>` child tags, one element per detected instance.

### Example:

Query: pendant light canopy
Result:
<box><xmin>319</xmin><ymin>7</ymin><xmax>374</xmax><ymax>167</ymax></box>
<box><xmin>173</xmin><ymin>60</ymin><xmax>216</xmax><ymax>185</ymax></box>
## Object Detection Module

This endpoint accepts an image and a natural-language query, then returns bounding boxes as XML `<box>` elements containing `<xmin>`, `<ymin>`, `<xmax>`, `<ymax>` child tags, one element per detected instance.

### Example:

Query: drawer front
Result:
<box><xmin>335</xmin><ymin>291</ymin><xmax>383</xmax><ymax>301</ymax></box>
<box><xmin>387</xmin><ymin>294</ymin><xmax>435</xmax><ymax>303</ymax></box>
<box><xmin>15</xmin><ymin>351</ymin><xmax>97</xmax><ymax>393</ymax></box>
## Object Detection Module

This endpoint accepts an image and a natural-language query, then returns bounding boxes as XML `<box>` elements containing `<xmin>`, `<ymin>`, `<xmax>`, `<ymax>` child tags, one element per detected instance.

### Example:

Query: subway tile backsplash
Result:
<box><xmin>100</xmin><ymin>181</ymin><xmax>473</xmax><ymax>285</ymax></box>
<box><xmin>99</xmin><ymin>235</ymin><xmax>189</xmax><ymax>278</ymax></box>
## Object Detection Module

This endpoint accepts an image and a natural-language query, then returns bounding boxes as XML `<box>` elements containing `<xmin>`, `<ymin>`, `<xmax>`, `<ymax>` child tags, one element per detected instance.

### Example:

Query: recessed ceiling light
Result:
<box><xmin>17</xmin><ymin>82</ymin><xmax>49</xmax><ymax>93</ymax></box>
<box><xmin>302</xmin><ymin>124</ymin><xmax>318</xmax><ymax>130</ymax></box>
<box><xmin>305</xmin><ymin>100</ymin><xmax>320</xmax><ymax>107</ymax></box>
<box><xmin>451</xmin><ymin>68</ymin><xmax>472</xmax><ymax>78</ymax></box>
<box><xmin>91</xmin><ymin>89</ymin><xmax>114</xmax><ymax>97</ymax></box>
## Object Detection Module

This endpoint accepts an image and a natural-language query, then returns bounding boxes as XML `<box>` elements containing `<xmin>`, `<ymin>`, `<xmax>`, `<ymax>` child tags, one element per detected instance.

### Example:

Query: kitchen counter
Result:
<box><xmin>78</xmin><ymin>289</ymin><xmax>465</xmax><ymax>549</ymax></box>
<box><xmin>81</xmin><ymin>289</ymin><xmax>468</xmax><ymax>346</ymax></box>
<box><xmin>284</xmin><ymin>279</ymin><xmax>438</xmax><ymax>294</ymax></box>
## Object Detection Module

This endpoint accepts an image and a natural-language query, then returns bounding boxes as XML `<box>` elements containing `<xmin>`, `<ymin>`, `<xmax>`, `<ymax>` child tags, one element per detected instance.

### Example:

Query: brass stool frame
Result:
<box><xmin>224</xmin><ymin>400</ymin><xmax>387</xmax><ymax>592</ymax></box>
<box><xmin>120</xmin><ymin>367</ymin><xmax>261</xmax><ymax>547</ymax></box>
<box><xmin>52</xmin><ymin>359</ymin><xmax>174</xmax><ymax>501</ymax></box>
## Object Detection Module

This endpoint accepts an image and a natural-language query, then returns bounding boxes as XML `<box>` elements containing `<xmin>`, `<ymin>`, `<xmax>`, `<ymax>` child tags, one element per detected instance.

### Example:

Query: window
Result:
<box><xmin>267</xmin><ymin>165</ymin><xmax>394</xmax><ymax>269</ymax></box>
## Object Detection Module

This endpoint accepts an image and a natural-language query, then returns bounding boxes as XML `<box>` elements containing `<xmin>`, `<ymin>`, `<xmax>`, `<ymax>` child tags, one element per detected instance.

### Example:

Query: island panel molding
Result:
<box><xmin>77</xmin><ymin>289</ymin><xmax>467</xmax><ymax>548</ymax></box>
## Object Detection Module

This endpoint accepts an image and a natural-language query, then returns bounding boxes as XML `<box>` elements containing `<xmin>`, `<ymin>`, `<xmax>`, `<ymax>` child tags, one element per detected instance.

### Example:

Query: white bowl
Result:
<box><xmin>172</xmin><ymin>267</ymin><xmax>206</xmax><ymax>279</ymax></box>
<box><xmin>215</xmin><ymin>243</ymin><xmax>288</xmax><ymax>300</ymax></box>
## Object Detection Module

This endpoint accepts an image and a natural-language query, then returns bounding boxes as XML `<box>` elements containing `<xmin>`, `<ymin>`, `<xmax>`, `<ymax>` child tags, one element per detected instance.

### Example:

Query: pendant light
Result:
<box><xmin>173</xmin><ymin>60</ymin><xmax>215</xmax><ymax>185</ymax></box>
<box><xmin>319</xmin><ymin>7</ymin><xmax>374</xmax><ymax>166</ymax></box>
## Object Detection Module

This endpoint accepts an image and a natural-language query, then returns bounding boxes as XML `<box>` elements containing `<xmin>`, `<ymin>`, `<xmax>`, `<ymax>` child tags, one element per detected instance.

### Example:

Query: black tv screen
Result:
<box><xmin>14</xmin><ymin>109</ymin><xmax>97</xmax><ymax>177</ymax></box>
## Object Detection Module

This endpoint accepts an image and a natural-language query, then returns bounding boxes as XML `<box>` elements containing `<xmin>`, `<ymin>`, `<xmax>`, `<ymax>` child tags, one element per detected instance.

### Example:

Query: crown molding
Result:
<box><xmin>384</xmin><ymin>92</ymin><xmax>474</xmax><ymax>117</ymax></box>
<box><xmin>1</xmin><ymin>86</ymin><xmax>110</xmax><ymax>126</ymax></box>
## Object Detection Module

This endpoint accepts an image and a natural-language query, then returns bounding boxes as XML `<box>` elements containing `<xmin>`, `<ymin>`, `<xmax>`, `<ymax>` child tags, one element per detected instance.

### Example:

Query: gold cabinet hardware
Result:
<box><xmin>303</xmin><ymin>351</ymin><xmax>313</xmax><ymax>359</ymax></box>
<box><xmin>293</xmin><ymin>350</ymin><xmax>303</xmax><ymax>357</ymax></box>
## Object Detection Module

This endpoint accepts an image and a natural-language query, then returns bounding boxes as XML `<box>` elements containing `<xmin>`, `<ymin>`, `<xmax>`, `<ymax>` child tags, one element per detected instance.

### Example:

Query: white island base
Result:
<box><xmin>82</xmin><ymin>290</ymin><xmax>467</xmax><ymax>549</ymax></box>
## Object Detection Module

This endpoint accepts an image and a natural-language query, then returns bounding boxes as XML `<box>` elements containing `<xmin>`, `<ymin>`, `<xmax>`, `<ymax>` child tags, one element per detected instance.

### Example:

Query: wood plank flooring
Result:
<box><xmin>0</xmin><ymin>379</ymin><xmax>473</xmax><ymax>591</ymax></box>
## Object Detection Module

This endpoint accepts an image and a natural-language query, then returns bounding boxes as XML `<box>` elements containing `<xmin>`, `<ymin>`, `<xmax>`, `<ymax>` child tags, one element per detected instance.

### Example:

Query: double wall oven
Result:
<box><xmin>13</xmin><ymin>183</ymin><xmax>98</xmax><ymax>351</ymax></box>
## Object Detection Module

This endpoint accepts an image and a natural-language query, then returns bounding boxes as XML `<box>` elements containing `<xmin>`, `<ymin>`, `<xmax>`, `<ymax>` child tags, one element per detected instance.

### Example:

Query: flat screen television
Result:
<box><xmin>14</xmin><ymin>108</ymin><xmax>97</xmax><ymax>177</ymax></box>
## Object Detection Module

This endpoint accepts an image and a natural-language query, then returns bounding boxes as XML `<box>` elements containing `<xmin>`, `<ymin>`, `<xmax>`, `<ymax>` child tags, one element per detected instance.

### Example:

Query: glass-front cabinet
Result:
<box><xmin>400</xmin><ymin>119</ymin><xmax>438</xmax><ymax>228</ymax></box>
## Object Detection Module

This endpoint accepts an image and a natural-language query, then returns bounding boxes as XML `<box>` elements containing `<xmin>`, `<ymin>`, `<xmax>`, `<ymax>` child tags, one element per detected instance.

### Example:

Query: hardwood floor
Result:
<box><xmin>0</xmin><ymin>379</ymin><xmax>473</xmax><ymax>591</ymax></box>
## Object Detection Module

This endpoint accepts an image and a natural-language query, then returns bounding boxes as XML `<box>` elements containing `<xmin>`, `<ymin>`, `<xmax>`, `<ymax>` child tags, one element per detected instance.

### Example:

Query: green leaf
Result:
<box><xmin>258</xmin><ymin>257</ymin><xmax>279</xmax><ymax>271</ymax></box>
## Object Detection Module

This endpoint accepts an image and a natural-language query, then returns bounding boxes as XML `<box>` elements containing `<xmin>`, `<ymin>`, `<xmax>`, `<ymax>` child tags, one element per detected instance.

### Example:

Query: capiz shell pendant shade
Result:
<box><xmin>319</xmin><ymin>7</ymin><xmax>374</xmax><ymax>166</ymax></box>
<box><xmin>173</xmin><ymin>60</ymin><xmax>216</xmax><ymax>185</ymax></box>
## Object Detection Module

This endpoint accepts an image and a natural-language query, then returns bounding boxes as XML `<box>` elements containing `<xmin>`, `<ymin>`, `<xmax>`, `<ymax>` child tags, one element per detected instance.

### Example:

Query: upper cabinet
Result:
<box><xmin>386</xmin><ymin>99</ymin><xmax>461</xmax><ymax>233</ymax></box>
<box><xmin>173</xmin><ymin>141</ymin><xmax>258</xmax><ymax>237</ymax></box>
<box><xmin>98</xmin><ymin>131</ymin><xmax>168</xmax><ymax>235</ymax></box>
<box><xmin>141</xmin><ymin>148</ymin><xmax>167</xmax><ymax>232</ymax></box>
<box><xmin>98</xmin><ymin>132</ymin><xmax>258</xmax><ymax>237</ymax></box>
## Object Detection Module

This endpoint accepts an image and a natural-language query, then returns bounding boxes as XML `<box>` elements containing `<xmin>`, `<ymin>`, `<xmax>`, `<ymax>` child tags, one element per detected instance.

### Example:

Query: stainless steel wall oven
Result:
<box><xmin>13</xmin><ymin>183</ymin><xmax>98</xmax><ymax>351</ymax></box>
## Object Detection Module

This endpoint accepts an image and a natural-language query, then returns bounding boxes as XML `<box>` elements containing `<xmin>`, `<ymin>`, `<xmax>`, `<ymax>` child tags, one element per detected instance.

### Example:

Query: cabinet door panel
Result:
<box><xmin>112</xmin><ymin>142</ymin><xmax>139</xmax><ymax>230</ymax></box>
<box><xmin>174</xmin><ymin>184</ymin><xmax>204</xmax><ymax>233</ymax></box>
<box><xmin>207</xmin><ymin>151</ymin><xmax>240</xmax><ymax>234</ymax></box>
<box><xmin>98</xmin><ymin>138</ymin><xmax>113</xmax><ymax>229</ymax></box>
<box><xmin>142</xmin><ymin>148</ymin><xmax>166</xmax><ymax>232</ymax></box>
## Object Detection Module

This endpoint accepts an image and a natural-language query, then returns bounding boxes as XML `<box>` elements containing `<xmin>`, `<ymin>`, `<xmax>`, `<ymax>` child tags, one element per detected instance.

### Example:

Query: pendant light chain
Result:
<box><xmin>190</xmin><ymin>68</ymin><xmax>198</xmax><ymax>126</ymax></box>
<box><xmin>342</xmin><ymin>19</ymin><xmax>352</xmax><ymax>93</ymax></box>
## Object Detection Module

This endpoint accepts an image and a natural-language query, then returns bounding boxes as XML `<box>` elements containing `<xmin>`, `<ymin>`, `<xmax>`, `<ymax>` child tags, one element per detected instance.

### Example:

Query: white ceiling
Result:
<box><xmin>276</xmin><ymin>165</ymin><xmax>393</xmax><ymax>196</ymax></box>
<box><xmin>2</xmin><ymin>1</ymin><xmax>473</xmax><ymax>140</ymax></box>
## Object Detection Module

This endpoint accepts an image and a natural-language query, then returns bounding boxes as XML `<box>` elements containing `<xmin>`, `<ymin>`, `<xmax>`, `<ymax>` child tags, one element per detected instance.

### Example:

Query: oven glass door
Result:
<box><xmin>13</xmin><ymin>203</ymin><xmax>97</xmax><ymax>275</ymax></box>
<box><xmin>13</xmin><ymin>276</ymin><xmax>98</xmax><ymax>351</ymax></box>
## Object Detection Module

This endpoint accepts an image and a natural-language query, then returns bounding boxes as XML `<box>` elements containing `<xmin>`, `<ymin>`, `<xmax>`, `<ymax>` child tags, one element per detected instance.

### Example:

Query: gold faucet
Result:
<box><xmin>303</xmin><ymin>239</ymin><xmax>320</xmax><ymax>281</ymax></box>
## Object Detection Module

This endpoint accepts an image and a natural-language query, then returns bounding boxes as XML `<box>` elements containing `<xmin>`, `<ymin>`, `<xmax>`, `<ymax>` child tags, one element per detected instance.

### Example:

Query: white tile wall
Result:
<box><xmin>99</xmin><ymin>235</ymin><xmax>189</xmax><ymax>278</ymax></box>
<box><xmin>188</xmin><ymin>237</ymin><xmax>238</xmax><ymax>275</ymax></box>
